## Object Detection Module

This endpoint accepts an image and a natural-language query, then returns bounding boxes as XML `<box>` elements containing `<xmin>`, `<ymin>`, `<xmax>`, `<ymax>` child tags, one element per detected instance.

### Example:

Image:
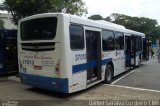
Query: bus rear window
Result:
<box><xmin>21</xmin><ymin>17</ymin><xmax>57</xmax><ymax>40</ymax></box>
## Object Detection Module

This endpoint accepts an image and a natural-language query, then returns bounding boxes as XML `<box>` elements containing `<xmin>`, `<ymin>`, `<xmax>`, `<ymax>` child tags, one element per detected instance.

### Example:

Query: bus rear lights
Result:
<box><xmin>20</xmin><ymin>63</ymin><xmax>22</xmax><ymax>68</ymax></box>
<box><xmin>19</xmin><ymin>60</ymin><xmax>23</xmax><ymax>71</ymax></box>
<box><xmin>55</xmin><ymin>60</ymin><xmax>60</xmax><ymax>77</ymax></box>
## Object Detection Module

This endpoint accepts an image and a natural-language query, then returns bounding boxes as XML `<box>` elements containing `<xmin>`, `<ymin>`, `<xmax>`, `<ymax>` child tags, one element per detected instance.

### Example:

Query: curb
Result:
<box><xmin>8</xmin><ymin>76</ymin><xmax>20</xmax><ymax>82</ymax></box>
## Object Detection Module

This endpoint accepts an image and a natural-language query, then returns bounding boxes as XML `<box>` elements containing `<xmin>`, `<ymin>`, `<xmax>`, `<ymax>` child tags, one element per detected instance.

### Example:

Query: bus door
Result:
<box><xmin>125</xmin><ymin>35</ymin><xmax>131</xmax><ymax>68</ymax></box>
<box><xmin>138</xmin><ymin>36</ymin><xmax>143</xmax><ymax>62</ymax></box>
<box><xmin>143</xmin><ymin>38</ymin><xmax>149</xmax><ymax>61</ymax></box>
<box><xmin>135</xmin><ymin>36</ymin><xmax>140</xmax><ymax>66</ymax></box>
<box><xmin>130</xmin><ymin>35</ymin><xmax>136</xmax><ymax>67</ymax></box>
<box><xmin>85</xmin><ymin>30</ymin><xmax>101</xmax><ymax>84</ymax></box>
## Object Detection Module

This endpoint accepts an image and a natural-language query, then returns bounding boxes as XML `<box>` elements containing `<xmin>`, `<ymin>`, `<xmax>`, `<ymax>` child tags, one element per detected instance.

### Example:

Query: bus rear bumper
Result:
<box><xmin>19</xmin><ymin>73</ymin><xmax>69</xmax><ymax>93</ymax></box>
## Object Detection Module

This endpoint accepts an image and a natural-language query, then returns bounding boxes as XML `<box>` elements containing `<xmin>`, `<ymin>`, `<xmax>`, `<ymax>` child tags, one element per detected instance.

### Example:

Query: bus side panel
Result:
<box><xmin>70</xmin><ymin>38</ymin><xmax>87</xmax><ymax>92</ymax></box>
<box><xmin>114</xmin><ymin>50</ymin><xmax>126</xmax><ymax>74</ymax></box>
<box><xmin>72</xmin><ymin>50</ymin><xmax>87</xmax><ymax>92</ymax></box>
<box><xmin>102</xmin><ymin>51</ymin><xmax>115</xmax><ymax>76</ymax></box>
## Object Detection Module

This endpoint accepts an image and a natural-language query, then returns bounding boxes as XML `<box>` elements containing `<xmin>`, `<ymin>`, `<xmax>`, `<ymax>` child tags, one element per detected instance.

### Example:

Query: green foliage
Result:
<box><xmin>0</xmin><ymin>19</ymin><xmax>4</xmax><ymax>28</ymax></box>
<box><xmin>0</xmin><ymin>0</ymin><xmax>87</xmax><ymax>25</ymax></box>
<box><xmin>148</xmin><ymin>26</ymin><xmax>160</xmax><ymax>43</ymax></box>
<box><xmin>108</xmin><ymin>13</ymin><xmax>160</xmax><ymax>42</ymax></box>
<box><xmin>104</xmin><ymin>16</ymin><xmax>111</xmax><ymax>22</ymax></box>
<box><xmin>109</xmin><ymin>13</ymin><xmax>158</xmax><ymax>33</ymax></box>
<box><xmin>88</xmin><ymin>14</ymin><xmax>103</xmax><ymax>20</ymax></box>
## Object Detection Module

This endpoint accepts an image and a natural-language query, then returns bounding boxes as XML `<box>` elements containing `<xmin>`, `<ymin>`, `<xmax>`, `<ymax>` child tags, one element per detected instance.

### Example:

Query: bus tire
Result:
<box><xmin>104</xmin><ymin>64</ymin><xmax>113</xmax><ymax>84</ymax></box>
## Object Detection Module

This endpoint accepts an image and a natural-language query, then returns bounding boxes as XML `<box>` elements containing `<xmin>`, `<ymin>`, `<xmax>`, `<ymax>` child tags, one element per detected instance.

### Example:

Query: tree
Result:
<box><xmin>88</xmin><ymin>14</ymin><xmax>103</xmax><ymax>20</ymax></box>
<box><xmin>0</xmin><ymin>0</ymin><xmax>87</xmax><ymax>25</ymax></box>
<box><xmin>104</xmin><ymin>16</ymin><xmax>111</xmax><ymax>22</ymax></box>
<box><xmin>108</xmin><ymin>13</ymin><xmax>158</xmax><ymax>30</ymax></box>
<box><xmin>148</xmin><ymin>26</ymin><xmax>160</xmax><ymax>43</ymax></box>
<box><xmin>0</xmin><ymin>19</ymin><xmax>4</xmax><ymax>28</ymax></box>
<box><xmin>107</xmin><ymin>13</ymin><xmax>160</xmax><ymax>42</ymax></box>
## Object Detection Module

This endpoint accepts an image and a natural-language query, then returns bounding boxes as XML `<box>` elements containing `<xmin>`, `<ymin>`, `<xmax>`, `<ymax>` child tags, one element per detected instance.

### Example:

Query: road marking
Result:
<box><xmin>104</xmin><ymin>84</ymin><xmax>160</xmax><ymax>93</ymax></box>
<box><xmin>111</xmin><ymin>70</ymin><xmax>134</xmax><ymax>84</ymax></box>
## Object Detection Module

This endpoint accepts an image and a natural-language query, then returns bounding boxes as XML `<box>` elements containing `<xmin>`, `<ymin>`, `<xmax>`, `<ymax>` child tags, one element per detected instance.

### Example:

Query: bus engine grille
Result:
<box><xmin>21</xmin><ymin>42</ymin><xmax>55</xmax><ymax>51</ymax></box>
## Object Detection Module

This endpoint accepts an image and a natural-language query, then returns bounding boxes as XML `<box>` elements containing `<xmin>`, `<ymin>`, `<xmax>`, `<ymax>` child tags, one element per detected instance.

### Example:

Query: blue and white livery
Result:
<box><xmin>18</xmin><ymin>13</ymin><xmax>148</xmax><ymax>93</ymax></box>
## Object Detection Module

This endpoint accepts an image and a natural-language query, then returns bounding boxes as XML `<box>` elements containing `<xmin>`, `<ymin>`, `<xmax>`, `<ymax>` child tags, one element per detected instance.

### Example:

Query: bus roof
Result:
<box><xmin>70</xmin><ymin>14</ymin><xmax>127</xmax><ymax>32</ymax></box>
<box><xmin>95</xmin><ymin>20</ymin><xmax>126</xmax><ymax>29</ymax></box>
<box><xmin>126</xmin><ymin>29</ymin><xmax>145</xmax><ymax>37</ymax></box>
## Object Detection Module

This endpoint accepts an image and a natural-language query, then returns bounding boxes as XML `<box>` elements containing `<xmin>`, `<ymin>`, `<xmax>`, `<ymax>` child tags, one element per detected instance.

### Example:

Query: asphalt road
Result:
<box><xmin>0</xmin><ymin>58</ymin><xmax>160</xmax><ymax>106</ymax></box>
<box><xmin>0</xmin><ymin>79</ymin><xmax>160</xmax><ymax>100</ymax></box>
<box><xmin>114</xmin><ymin>58</ymin><xmax>160</xmax><ymax>90</ymax></box>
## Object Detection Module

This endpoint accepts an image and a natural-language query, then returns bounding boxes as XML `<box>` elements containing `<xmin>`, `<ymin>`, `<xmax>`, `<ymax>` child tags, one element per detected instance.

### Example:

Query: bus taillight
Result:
<box><xmin>55</xmin><ymin>60</ymin><xmax>60</xmax><ymax>77</ymax></box>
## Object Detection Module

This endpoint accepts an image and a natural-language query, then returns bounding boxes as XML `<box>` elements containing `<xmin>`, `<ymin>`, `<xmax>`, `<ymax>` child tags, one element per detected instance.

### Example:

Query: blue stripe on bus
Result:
<box><xmin>72</xmin><ymin>60</ymin><xmax>97</xmax><ymax>73</ymax></box>
<box><xmin>19</xmin><ymin>73</ymin><xmax>68</xmax><ymax>93</ymax></box>
<box><xmin>72</xmin><ymin>58</ymin><xmax>112</xmax><ymax>74</ymax></box>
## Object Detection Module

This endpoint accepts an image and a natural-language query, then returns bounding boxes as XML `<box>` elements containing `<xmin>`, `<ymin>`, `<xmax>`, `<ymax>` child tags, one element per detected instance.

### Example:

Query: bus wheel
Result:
<box><xmin>104</xmin><ymin>64</ymin><xmax>113</xmax><ymax>84</ymax></box>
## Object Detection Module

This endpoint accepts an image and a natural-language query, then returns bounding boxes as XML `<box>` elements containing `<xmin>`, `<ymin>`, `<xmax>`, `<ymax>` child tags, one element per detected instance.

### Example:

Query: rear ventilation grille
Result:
<box><xmin>21</xmin><ymin>42</ymin><xmax>55</xmax><ymax>51</ymax></box>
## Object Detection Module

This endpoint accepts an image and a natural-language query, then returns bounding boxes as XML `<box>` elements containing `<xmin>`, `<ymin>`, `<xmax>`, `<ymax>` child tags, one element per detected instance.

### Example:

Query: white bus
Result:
<box><xmin>18</xmin><ymin>13</ymin><xmax>148</xmax><ymax>93</ymax></box>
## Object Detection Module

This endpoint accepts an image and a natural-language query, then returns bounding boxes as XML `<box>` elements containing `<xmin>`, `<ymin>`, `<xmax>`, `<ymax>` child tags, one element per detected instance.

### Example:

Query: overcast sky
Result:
<box><xmin>1</xmin><ymin>0</ymin><xmax>160</xmax><ymax>24</ymax></box>
<box><xmin>84</xmin><ymin>0</ymin><xmax>160</xmax><ymax>24</ymax></box>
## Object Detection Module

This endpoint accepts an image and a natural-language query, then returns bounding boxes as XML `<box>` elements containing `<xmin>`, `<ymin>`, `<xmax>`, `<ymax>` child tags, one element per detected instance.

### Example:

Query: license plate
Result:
<box><xmin>34</xmin><ymin>65</ymin><xmax>42</xmax><ymax>70</ymax></box>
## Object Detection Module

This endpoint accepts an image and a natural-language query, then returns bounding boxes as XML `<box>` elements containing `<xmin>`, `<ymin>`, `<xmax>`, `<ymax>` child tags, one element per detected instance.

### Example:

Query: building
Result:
<box><xmin>0</xmin><ymin>13</ymin><xmax>17</xmax><ymax>29</ymax></box>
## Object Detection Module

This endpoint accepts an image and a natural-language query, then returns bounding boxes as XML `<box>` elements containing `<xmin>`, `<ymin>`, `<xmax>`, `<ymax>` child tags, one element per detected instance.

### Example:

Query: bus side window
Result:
<box><xmin>115</xmin><ymin>32</ymin><xmax>124</xmax><ymax>50</ymax></box>
<box><xmin>102</xmin><ymin>30</ymin><xmax>115</xmax><ymax>51</ymax></box>
<box><xmin>69</xmin><ymin>25</ymin><xmax>84</xmax><ymax>50</ymax></box>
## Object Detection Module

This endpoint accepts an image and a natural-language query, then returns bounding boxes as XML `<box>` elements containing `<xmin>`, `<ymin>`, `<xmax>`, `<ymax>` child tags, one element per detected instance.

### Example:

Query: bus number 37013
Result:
<box><xmin>22</xmin><ymin>60</ymin><xmax>34</xmax><ymax>65</ymax></box>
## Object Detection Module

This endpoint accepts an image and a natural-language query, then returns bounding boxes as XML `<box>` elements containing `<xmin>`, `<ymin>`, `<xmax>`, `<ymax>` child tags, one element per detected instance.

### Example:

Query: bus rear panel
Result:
<box><xmin>18</xmin><ymin>14</ymin><xmax>69</xmax><ymax>93</ymax></box>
